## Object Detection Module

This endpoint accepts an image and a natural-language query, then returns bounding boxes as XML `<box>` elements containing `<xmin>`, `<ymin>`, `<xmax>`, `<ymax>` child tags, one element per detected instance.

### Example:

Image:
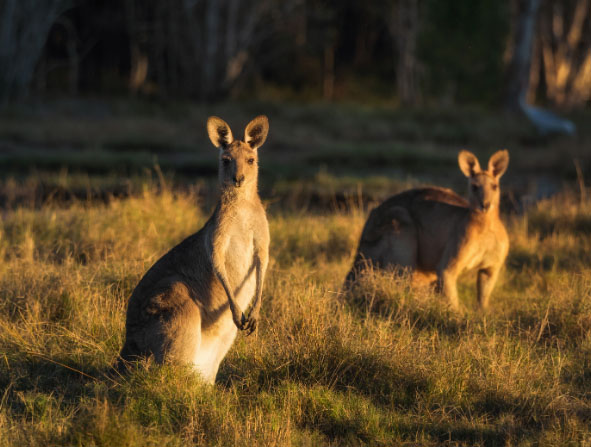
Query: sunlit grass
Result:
<box><xmin>0</xmin><ymin>183</ymin><xmax>590</xmax><ymax>446</ymax></box>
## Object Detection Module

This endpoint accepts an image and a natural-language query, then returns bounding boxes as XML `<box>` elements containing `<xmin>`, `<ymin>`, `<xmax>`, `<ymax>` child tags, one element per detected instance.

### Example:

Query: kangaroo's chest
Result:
<box><xmin>225</xmin><ymin>230</ymin><xmax>254</xmax><ymax>273</ymax></box>
<box><xmin>223</xmin><ymin>218</ymin><xmax>257</xmax><ymax>307</ymax></box>
<box><xmin>462</xmin><ymin>225</ymin><xmax>507</xmax><ymax>271</ymax></box>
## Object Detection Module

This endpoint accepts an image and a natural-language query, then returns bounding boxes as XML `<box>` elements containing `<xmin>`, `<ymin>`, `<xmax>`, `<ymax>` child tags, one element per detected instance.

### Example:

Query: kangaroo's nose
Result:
<box><xmin>233</xmin><ymin>175</ymin><xmax>245</xmax><ymax>187</ymax></box>
<box><xmin>482</xmin><ymin>202</ymin><xmax>491</xmax><ymax>211</ymax></box>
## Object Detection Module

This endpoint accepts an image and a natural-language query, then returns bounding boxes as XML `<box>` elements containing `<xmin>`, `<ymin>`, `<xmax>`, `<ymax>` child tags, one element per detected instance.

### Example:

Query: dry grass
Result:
<box><xmin>0</xmin><ymin>181</ymin><xmax>590</xmax><ymax>446</ymax></box>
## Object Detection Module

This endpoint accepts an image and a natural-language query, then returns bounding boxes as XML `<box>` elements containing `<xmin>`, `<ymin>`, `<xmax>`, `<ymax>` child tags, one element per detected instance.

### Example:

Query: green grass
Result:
<box><xmin>1</xmin><ymin>182</ymin><xmax>591</xmax><ymax>446</ymax></box>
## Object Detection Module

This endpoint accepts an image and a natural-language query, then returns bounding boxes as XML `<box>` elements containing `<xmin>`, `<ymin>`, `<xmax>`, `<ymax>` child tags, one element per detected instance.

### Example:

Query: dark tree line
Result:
<box><xmin>0</xmin><ymin>0</ymin><xmax>590</xmax><ymax>108</ymax></box>
<box><xmin>0</xmin><ymin>0</ymin><xmax>69</xmax><ymax>104</ymax></box>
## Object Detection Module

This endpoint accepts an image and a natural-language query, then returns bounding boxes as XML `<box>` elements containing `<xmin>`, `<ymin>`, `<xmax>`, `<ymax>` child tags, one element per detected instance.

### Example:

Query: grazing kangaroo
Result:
<box><xmin>118</xmin><ymin>115</ymin><xmax>270</xmax><ymax>383</ymax></box>
<box><xmin>346</xmin><ymin>150</ymin><xmax>510</xmax><ymax>309</ymax></box>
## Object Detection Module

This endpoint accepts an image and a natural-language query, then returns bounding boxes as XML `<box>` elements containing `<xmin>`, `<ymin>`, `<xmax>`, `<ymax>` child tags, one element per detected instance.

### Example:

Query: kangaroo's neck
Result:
<box><xmin>209</xmin><ymin>185</ymin><xmax>259</xmax><ymax>244</ymax></box>
<box><xmin>218</xmin><ymin>183</ymin><xmax>259</xmax><ymax>208</ymax></box>
<box><xmin>470</xmin><ymin>205</ymin><xmax>500</xmax><ymax>226</ymax></box>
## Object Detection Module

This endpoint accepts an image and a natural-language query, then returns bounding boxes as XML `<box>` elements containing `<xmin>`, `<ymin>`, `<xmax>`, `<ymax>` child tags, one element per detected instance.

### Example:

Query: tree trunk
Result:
<box><xmin>0</xmin><ymin>0</ymin><xmax>67</xmax><ymax>105</ymax></box>
<box><xmin>323</xmin><ymin>43</ymin><xmax>335</xmax><ymax>101</ymax></box>
<box><xmin>504</xmin><ymin>0</ymin><xmax>541</xmax><ymax>110</ymax></box>
<box><xmin>202</xmin><ymin>0</ymin><xmax>221</xmax><ymax>100</ymax></box>
<box><xmin>389</xmin><ymin>0</ymin><xmax>420</xmax><ymax>105</ymax></box>
<box><xmin>539</xmin><ymin>0</ymin><xmax>591</xmax><ymax>107</ymax></box>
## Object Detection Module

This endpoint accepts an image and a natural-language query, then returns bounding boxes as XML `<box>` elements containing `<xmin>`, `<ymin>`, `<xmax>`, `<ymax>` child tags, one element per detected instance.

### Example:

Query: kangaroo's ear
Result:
<box><xmin>244</xmin><ymin>115</ymin><xmax>269</xmax><ymax>150</ymax></box>
<box><xmin>207</xmin><ymin>116</ymin><xmax>233</xmax><ymax>148</ymax></box>
<box><xmin>458</xmin><ymin>150</ymin><xmax>481</xmax><ymax>178</ymax></box>
<box><xmin>488</xmin><ymin>149</ymin><xmax>509</xmax><ymax>179</ymax></box>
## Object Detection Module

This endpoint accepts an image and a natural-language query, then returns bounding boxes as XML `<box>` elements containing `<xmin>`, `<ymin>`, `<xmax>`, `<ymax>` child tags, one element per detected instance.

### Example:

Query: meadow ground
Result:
<box><xmin>0</xmin><ymin>101</ymin><xmax>590</xmax><ymax>446</ymax></box>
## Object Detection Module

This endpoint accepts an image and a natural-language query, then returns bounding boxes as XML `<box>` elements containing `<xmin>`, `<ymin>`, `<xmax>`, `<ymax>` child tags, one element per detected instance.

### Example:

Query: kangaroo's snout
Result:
<box><xmin>476</xmin><ymin>198</ymin><xmax>491</xmax><ymax>212</ymax></box>
<box><xmin>233</xmin><ymin>175</ymin><xmax>245</xmax><ymax>187</ymax></box>
<box><xmin>482</xmin><ymin>202</ymin><xmax>491</xmax><ymax>211</ymax></box>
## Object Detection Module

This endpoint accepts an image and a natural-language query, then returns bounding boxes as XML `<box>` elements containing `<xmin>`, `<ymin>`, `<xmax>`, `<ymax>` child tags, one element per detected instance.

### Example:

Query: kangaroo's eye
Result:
<box><xmin>471</xmin><ymin>184</ymin><xmax>478</xmax><ymax>191</ymax></box>
<box><xmin>222</xmin><ymin>157</ymin><xmax>231</xmax><ymax>165</ymax></box>
<box><xmin>247</xmin><ymin>158</ymin><xmax>255</xmax><ymax>165</ymax></box>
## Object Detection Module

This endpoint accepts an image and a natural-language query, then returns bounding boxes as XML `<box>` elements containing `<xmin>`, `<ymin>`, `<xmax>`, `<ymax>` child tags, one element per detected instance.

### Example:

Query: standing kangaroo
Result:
<box><xmin>118</xmin><ymin>116</ymin><xmax>270</xmax><ymax>383</ymax></box>
<box><xmin>346</xmin><ymin>150</ymin><xmax>510</xmax><ymax>309</ymax></box>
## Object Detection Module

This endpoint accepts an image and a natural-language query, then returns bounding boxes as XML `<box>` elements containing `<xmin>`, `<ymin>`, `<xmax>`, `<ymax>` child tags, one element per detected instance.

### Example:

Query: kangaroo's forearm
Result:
<box><xmin>210</xmin><ymin>232</ymin><xmax>237</xmax><ymax>306</ymax></box>
<box><xmin>213</xmin><ymin>265</ymin><xmax>239</xmax><ymax>311</ymax></box>
<box><xmin>252</xmin><ymin>257</ymin><xmax>265</xmax><ymax>313</ymax></box>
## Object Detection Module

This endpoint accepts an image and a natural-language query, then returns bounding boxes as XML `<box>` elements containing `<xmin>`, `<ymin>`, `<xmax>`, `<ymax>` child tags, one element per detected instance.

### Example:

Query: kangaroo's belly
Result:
<box><xmin>224</xmin><ymin>233</ymin><xmax>256</xmax><ymax>310</ymax></box>
<box><xmin>416</xmin><ymin>215</ymin><xmax>466</xmax><ymax>271</ymax></box>
<box><xmin>416</xmin><ymin>233</ymin><xmax>450</xmax><ymax>271</ymax></box>
<box><xmin>193</xmin><ymin>323</ymin><xmax>237</xmax><ymax>380</ymax></box>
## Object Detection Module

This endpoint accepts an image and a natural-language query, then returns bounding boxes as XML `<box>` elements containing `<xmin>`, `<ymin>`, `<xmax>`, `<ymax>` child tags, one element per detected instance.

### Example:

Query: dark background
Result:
<box><xmin>3</xmin><ymin>0</ymin><xmax>590</xmax><ymax>106</ymax></box>
<box><xmin>0</xmin><ymin>0</ymin><xmax>589</xmax><ymax>209</ymax></box>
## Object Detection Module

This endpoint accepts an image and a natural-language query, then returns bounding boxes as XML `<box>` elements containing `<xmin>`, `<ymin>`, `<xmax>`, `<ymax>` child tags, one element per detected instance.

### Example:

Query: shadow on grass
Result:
<box><xmin>528</xmin><ymin>214</ymin><xmax>591</xmax><ymax>238</ymax></box>
<box><xmin>343</xmin><ymin>276</ymin><xmax>469</xmax><ymax>338</ymax></box>
<box><xmin>0</xmin><ymin>352</ymin><xmax>117</xmax><ymax>416</ymax></box>
<box><xmin>219</xmin><ymin>333</ymin><xmax>432</xmax><ymax>410</ymax></box>
<box><xmin>500</xmin><ymin>303</ymin><xmax>591</xmax><ymax>347</ymax></box>
<box><xmin>508</xmin><ymin>248</ymin><xmax>591</xmax><ymax>272</ymax></box>
<box><xmin>393</xmin><ymin>420</ymin><xmax>512</xmax><ymax>447</ymax></box>
<box><xmin>293</xmin><ymin>383</ymin><xmax>552</xmax><ymax>445</ymax></box>
<box><xmin>559</xmin><ymin>353</ymin><xmax>591</xmax><ymax>409</ymax></box>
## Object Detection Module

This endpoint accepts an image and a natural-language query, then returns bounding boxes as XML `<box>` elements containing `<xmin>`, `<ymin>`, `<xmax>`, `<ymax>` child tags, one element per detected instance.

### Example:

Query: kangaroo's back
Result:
<box><xmin>350</xmin><ymin>187</ymin><xmax>468</xmax><ymax>274</ymax></box>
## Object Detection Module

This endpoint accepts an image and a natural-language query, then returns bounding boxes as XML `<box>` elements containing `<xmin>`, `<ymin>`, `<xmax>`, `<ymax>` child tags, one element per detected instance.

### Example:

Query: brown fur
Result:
<box><xmin>118</xmin><ymin>116</ymin><xmax>270</xmax><ymax>383</ymax></box>
<box><xmin>346</xmin><ymin>150</ymin><xmax>510</xmax><ymax>310</ymax></box>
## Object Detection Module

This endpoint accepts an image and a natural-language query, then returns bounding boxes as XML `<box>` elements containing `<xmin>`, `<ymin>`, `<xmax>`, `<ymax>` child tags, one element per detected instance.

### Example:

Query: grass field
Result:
<box><xmin>0</xmin><ymin>100</ymin><xmax>590</xmax><ymax>446</ymax></box>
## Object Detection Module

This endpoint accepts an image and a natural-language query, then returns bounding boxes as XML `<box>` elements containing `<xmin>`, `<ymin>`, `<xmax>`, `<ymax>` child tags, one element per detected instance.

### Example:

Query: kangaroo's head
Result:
<box><xmin>458</xmin><ymin>149</ymin><xmax>509</xmax><ymax>213</ymax></box>
<box><xmin>207</xmin><ymin>115</ymin><xmax>269</xmax><ymax>194</ymax></box>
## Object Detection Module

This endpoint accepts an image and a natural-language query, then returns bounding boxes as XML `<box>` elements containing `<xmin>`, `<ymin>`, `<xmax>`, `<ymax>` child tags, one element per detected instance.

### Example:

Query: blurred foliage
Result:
<box><xmin>419</xmin><ymin>0</ymin><xmax>511</xmax><ymax>104</ymax></box>
<box><xmin>0</xmin><ymin>0</ymin><xmax>523</xmax><ymax>105</ymax></box>
<box><xmin>1</xmin><ymin>0</ymin><xmax>587</xmax><ymax>107</ymax></box>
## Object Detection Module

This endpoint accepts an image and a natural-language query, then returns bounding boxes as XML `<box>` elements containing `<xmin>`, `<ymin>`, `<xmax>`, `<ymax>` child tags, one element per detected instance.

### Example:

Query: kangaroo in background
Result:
<box><xmin>118</xmin><ymin>115</ymin><xmax>270</xmax><ymax>383</ymax></box>
<box><xmin>346</xmin><ymin>150</ymin><xmax>510</xmax><ymax>309</ymax></box>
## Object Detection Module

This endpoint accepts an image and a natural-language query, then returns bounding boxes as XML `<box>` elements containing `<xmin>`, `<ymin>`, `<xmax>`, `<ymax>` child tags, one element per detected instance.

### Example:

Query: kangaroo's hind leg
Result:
<box><xmin>200</xmin><ymin>326</ymin><xmax>239</xmax><ymax>384</ymax></box>
<box><xmin>347</xmin><ymin>205</ymin><xmax>417</xmax><ymax>284</ymax></box>
<box><xmin>137</xmin><ymin>282</ymin><xmax>204</xmax><ymax>372</ymax></box>
<box><xmin>377</xmin><ymin>206</ymin><xmax>418</xmax><ymax>275</ymax></box>
<box><xmin>477</xmin><ymin>266</ymin><xmax>501</xmax><ymax>310</ymax></box>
